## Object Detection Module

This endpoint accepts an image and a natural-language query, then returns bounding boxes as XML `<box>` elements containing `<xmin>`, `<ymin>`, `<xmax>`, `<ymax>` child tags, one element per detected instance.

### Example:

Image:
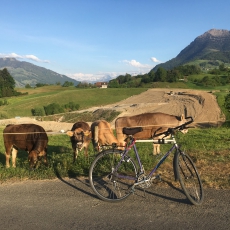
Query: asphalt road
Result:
<box><xmin>0</xmin><ymin>178</ymin><xmax>229</xmax><ymax>230</ymax></box>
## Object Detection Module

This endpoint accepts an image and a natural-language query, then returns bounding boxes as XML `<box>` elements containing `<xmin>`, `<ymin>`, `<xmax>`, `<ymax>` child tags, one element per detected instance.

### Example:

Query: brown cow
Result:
<box><xmin>66</xmin><ymin>122</ymin><xmax>91</xmax><ymax>162</ymax></box>
<box><xmin>91</xmin><ymin>120</ymin><xmax>118</xmax><ymax>151</ymax></box>
<box><xmin>3</xmin><ymin>124</ymin><xmax>48</xmax><ymax>169</ymax></box>
<box><xmin>115</xmin><ymin>112</ymin><xmax>187</xmax><ymax>155</ymax></box>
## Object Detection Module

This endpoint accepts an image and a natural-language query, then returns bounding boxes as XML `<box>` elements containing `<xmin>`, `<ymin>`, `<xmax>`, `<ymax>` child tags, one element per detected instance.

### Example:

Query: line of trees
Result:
<box><xmin>108</xmin><ymin>65</ymin><xmax>202</xmax><ymax>88</ymax></box>
<box><xmin>108</xmin><ymin>64</ymin><xmax>230</xmax><ymax>88</ymax></box>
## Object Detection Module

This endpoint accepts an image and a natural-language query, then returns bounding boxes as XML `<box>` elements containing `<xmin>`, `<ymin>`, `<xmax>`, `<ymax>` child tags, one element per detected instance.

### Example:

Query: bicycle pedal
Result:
<box><xmin>156</xmin><ymin>174</ymin><xmax>162</xmax><ymax>181</ymax></box>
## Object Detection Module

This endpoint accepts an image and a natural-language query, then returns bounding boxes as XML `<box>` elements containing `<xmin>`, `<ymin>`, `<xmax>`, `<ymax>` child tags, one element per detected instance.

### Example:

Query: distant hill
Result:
<box><xmin>0</xmin><ymin>58</ymin><xmax>79</xmax><ymax>87</ymax></box>
<box><xmin>152</xmin><ymin>29</ymin><xmax>230</xmax><ymax>71</ymax></box>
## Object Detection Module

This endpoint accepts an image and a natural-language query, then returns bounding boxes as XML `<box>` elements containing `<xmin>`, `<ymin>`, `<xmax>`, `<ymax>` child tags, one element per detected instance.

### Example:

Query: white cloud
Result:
<box><xmin>66</xmin><ymin>59</ymin><xmax>156</xmax><ymax>83</ymax></box>
<box><xmin>0</xmin><ymin>53</ymin><xmax>50</xmax><ymax>63</ymax></box>
<box><xmin>67</xmin><ymin>72</ymin><xmax>116</xmax><ymax>83</ymax></box>
<box><xmin>150</xmin><ymin>57</ymin><xmax>161</xmax><ymax>63</ymax></box>
<box><xmin>66</xmin><ymin>70</ymin><xmax>151</xmax><ymax>83</ymax></box>
<box><xmin>122</xmin><ymin>59</ymin><xmax>151</xmax><ymax>68</ymax></box>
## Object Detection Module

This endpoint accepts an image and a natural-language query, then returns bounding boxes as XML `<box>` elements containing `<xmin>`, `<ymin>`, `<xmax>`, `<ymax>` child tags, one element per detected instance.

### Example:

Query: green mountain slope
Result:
<box><xmin>152</xmin><ymin>29</ymin><xmax>230</xmax><ymax>71</ymax></box>
<box><xmin>0</xmin><ymin>58</ymin><xmax>79</xmax><ymax>87</ymax></box>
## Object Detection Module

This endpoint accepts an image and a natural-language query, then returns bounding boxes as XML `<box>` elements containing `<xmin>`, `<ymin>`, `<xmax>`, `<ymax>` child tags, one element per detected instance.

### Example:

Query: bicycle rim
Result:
<box><xmin>176</xmin><ymin>151</ymin><xmax>204</xmax><ymax>205</ymax></box>
<box><xmin>89</xmin><ymin>149</ymin><xmax>137</xmax><ymax>202</ymax></box>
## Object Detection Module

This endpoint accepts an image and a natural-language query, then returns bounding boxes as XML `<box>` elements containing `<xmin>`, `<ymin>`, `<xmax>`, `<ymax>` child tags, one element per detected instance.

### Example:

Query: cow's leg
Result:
<box><xmin>73</xmin><ymin>149</ymin><xmax>79</xmax><ymax>163</ymax></box>
<box><xmin>11</xmin><ymin>148</ymin><xmax>18</xmax><ymax>168</ymax></box>
<box><xmin>153</xmin><ymin>144</ymin><xmax>160</xmax><ymax>155</ymax></box>
<box><xmin>5</xmin><ymin>148</ymin><xmax>12</xmax><ymax>168</ymax></box>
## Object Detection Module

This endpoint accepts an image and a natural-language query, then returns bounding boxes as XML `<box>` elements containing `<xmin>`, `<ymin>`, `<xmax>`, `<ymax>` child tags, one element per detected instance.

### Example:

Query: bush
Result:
<box><xmin>64</xmin><ymin>102</ymin><xmax>80</xmax><ymax>111</ymax></box>
<box><xmin>31</xmin><ymin>107</ymin><xmax>45</xmax><ymax>116</ymax></box>
<box><xmin>44</xmin><ymin>103</ymin><xmax>64</xmax><ymax>115</ymax></box>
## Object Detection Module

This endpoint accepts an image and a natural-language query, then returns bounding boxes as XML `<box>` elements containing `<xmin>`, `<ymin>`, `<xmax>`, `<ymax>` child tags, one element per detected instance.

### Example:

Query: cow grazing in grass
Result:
<box><xmin>91</xmin><ymin>120</ymin><xmax>118</xmax><ymax>151</ymax></box>
<box><xmin>66</xmin><ymin>122</ymin><xmax>91</xmax><ymax>162</ymax></box>
<box><xmin>115</xmin><ymin>112</ymin><xmax>187</xmax><ymax>155</ymax></box>
<box><xmin>3</xmin><ymin>124</ymin><xmax>48</xmax><ymax>169</ymax></box>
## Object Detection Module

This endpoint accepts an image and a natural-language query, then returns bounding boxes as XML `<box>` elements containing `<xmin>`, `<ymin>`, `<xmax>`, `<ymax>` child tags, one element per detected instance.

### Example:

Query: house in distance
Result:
<box><xmin>94</xmin><ymin>82</ymin><xmax>108</xmax><ymax>88</ymax></box>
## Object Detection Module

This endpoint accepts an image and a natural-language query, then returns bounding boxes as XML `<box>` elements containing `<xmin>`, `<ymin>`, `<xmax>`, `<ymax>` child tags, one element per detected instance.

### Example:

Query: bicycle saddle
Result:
<box><xmin>122</xmin><ymin>127</ymin><xmax>143</xmax><ymax>135</ymax></box>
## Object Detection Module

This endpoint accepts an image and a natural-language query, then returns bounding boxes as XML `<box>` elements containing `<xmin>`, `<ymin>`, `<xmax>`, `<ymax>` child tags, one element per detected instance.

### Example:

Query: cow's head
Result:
<box><xmin>28</xmin><ymin>148</ymin><xmax>48</xmax><ymax>169</ymax></box>
<box><xmin>28</xmin><ymin>150</ymin><xmax>41</xmax><ymax>169</ymax></box>
<box><xmin>66</xmin><ymin>128</ymin><xmax>91</xmax><ymax>150</ymax></box>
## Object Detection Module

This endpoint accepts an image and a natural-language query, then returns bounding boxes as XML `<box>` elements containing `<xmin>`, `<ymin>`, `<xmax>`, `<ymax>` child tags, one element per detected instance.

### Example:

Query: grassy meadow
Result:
<box><xmin>0</xmin><ymin>86</ymin><xmax>229</xmax><ymax>189</ymax></box>
<box><xmin>0</xmin><ymin>86</ymin><xmax>147</xmax><ymax>118</ymax></box>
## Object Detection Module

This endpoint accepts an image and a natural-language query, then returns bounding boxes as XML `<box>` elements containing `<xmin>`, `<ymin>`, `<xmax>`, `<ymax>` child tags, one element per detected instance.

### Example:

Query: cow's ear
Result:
<box><xmin>66</xmin><ymin>131</ymin><xmax>74</xmax><ymax>137</ymax></box>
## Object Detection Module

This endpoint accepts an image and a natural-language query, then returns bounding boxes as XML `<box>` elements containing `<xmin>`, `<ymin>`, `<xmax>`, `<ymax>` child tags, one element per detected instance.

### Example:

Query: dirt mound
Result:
<box><xmin>0</xmin><ymin>89</ymin><xmax>225</xmax><ymax>132</ymax></box>
<box><xmin>105</xmin><ymin>88</ymin><xmax>225</xmax><ymax>128</ymax></box>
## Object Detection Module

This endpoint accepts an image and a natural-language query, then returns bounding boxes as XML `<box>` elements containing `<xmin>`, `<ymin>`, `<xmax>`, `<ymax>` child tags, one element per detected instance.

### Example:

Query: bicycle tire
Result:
<box><xmin>89</xmin><ymin>149</ymin><xmax>138</xmax><ymax>202</ymax></box>
<box><xmin>175</xmin><ymin>150</ymin><xmax>204</xmax><ymax>205</ymax></box>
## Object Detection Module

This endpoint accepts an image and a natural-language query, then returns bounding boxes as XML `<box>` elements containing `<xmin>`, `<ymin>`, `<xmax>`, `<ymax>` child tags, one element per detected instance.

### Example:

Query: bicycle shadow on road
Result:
<box><xmin>140</xmin><ymin>179</ymin><xmax>191</xmax><ymax>205</ymax></box>
<box><xmin>53</xmin><ymin>166</ymin><xmax>98</xmax><ymax>199</ymax></box>
<box><xmin>53</xmin><ymin>165</ymin><xmax>191</xmax><ymax>205</ymax></box>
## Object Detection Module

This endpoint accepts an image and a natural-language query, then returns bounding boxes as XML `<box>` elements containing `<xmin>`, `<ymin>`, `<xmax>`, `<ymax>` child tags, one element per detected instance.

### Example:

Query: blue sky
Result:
<box><xmin>1</xmin><ymin>0</ymin><xmax>230</xmax><ymax>82</ymax></box>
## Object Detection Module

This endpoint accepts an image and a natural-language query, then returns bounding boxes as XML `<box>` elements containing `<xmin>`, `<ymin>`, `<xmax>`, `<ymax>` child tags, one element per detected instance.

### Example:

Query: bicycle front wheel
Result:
<box><xmin>175</xmin><ymin>150</ymin><xmax>204</xmax><ymax>205</ymax></box>
<box><xmin>89</xmin><ymin>149</ymin><xmax>138</xmax><ymax>202</ymax></box>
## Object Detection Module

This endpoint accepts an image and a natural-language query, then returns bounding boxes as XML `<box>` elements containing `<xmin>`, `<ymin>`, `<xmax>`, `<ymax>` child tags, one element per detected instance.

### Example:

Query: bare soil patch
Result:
<box><xmin>0</xmin><ymin>89</ymin><xmax>225</xmax><ymax>132</ymax></box>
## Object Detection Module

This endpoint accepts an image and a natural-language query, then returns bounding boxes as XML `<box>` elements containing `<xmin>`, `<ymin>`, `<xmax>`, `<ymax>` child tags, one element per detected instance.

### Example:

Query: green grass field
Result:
<box><xmin>0</xmin><ymin>86</ymin><xmax>147</xmax><ymax>118</ymax></box>
<box><xmin>0</xmin><ymin>127</ymin><xmax>229</xmax><ymax>189</ymax></box>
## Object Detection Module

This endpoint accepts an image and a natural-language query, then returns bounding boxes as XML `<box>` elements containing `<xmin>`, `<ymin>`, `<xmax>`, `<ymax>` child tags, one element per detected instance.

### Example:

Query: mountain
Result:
<box><xmin>0</xmin><ymin>58</ymin><xmax>79</xmax><ymax>87</ymax></box>
<box><xmin>152</xmin><ymin>29</ymin><xmax>230</xmax><ymax>71</ymax></box>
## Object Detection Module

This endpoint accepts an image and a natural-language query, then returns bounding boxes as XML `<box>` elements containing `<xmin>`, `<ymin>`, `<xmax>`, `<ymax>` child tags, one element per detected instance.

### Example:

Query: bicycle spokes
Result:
<box><xmin>177</xmin><ymin>152</ymin><xmax>204</xmax><ymax>205</ymax></box>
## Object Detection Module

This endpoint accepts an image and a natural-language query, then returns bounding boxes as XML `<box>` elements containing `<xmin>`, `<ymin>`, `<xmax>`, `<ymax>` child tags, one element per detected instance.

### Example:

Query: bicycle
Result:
<box><xmin>89</xmin><ymin>117</ymin><xmax>204</xmax><ymax>205</ymax></box>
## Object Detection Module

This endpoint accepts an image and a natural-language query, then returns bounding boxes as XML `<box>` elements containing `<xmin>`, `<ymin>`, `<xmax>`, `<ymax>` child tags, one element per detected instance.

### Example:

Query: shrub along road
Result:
<box><xmin>0</xmin><ymin>178</ymin><xmax>229</xmax><ymax>230</ymax></box>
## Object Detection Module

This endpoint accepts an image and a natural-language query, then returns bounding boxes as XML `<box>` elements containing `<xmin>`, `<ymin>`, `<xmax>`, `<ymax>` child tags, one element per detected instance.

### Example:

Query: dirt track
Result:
<box><xmin>0</xmin><ymin>89</ymin><xmax>225</xmax><ymax>131</ymax></box>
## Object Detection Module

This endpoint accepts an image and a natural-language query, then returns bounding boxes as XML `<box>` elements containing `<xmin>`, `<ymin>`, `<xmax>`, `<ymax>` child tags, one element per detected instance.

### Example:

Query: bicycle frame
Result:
<box><xmin>114</xmin><ymin>135</ymin><xmax>179</xmax><ymax>187</ymax></box>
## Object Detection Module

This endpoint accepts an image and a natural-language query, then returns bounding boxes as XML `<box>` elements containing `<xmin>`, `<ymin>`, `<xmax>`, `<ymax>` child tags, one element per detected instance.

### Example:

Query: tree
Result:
<box><xmin>25</xmin><ymin>84</ymin><xmax>31</xmax><ymax>88</ymax></box>
<box><xmin>219</xmin><ymin>63</ymin><xmax>225</xmax><ymax>71</ymax></box>
<box><xmin>62</xmin><ymin>81</ymin><xmax>74</xmax><ymax>87</ymax></box>
<box><xmin>141</xmin><ymin>74</ymin><xmax>151</xmax><ymax>83</ymax></box>
<box><xmin>0</xmin><ymin>68</ymin><xmax>16</xmax><ymax>97</ymax></box>
<box><xmin>166</xmin><ymin>70</ymin><xmax>180</xmax><ymax>82</ymax></box>
<box><xmin>108</xmin><ymin>79</ymin><xmax>120</xmax><ymax>88</ymax></box>
<box><xmin>224</xmin><ymin>93</ymin><xmax>230</xmax><ymax>111</ymax></box>
<box><xmin>36</xmin><ymin>83</ymin><xmax>48</xmax><ymax>87</ymax></box>
<box><xmin>155</xmin><ymin>67</ymin><xmax>167</xmax><ymax>82</ymax></box>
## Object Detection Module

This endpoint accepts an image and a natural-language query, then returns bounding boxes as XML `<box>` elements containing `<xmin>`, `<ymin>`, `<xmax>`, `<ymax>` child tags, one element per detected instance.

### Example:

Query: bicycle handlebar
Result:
<box><xmin>153</xmin><ymin>116</ymin><xmax>194</xmax><ymax>138</ymax></box>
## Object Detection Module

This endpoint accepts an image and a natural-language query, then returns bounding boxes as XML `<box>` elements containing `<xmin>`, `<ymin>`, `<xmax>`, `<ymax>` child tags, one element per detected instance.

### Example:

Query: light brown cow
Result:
<box><xmin>66</xmin><ymin>122</ymin><xmax>91</xmax><ymax>162</ymax></box>
<box><xmin>91</xmin><ymin>120</ymin><xmax>118</xmax><ymax>151</ymax></box>
<box><xmin>115</xmin><ymin>112</ymin><xmax>187</xmax><ymax>155</ymax></box>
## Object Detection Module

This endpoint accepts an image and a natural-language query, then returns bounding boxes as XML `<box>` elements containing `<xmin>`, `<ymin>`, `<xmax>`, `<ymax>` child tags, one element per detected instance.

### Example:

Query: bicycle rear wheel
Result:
<box><xmin>175</xmin><ymin>150</ymin><xmax>204</xmax><ymax>205</ymax></box>
<box><xmin>89</xmin><ymin>149</ymin><xmax>137</xmax><ymax>202</ymax></box>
